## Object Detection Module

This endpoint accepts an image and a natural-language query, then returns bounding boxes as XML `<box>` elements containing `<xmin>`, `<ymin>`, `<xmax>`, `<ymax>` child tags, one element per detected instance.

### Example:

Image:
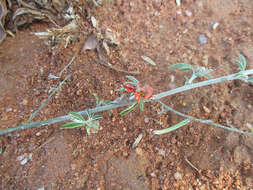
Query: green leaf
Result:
<box><xmin>61</xmin><ymin>122</ymin><xmax>85</xmax><ymax>129</ymax></box>
<box><xmin>69</xmin><ymin>112</ymin><xmax>85</xmax><ymax>122</ymax></box>
<box><xmin>153</xmin><ymin>119</ymin><xmax>190</xmax><ymax>135</ymax></box>
<box><xmin>93</xmin><ymin>93</ymin><xmax>100</xmax><ymax>105</ymax></box>
<box><xmin>120</xmin><ymin>102</ymin><xmax>139</xmax><ymax>116</ymax></box>
<box><xmin>126</xmin><ymin>76</ymin><xmax>139</xmax><ymax>84</ymax></box>
<box><xmin>236</xmin><ymin>54</ymin><xmax>246</xmax><ymax>71</ymax></box>
<box><xmin>169</xmin><ymin>63</ymin><xmax>193</xmax><ymax>72</ymax></box>
<box><xmin>86</xmin><ymin>120</ymin><xmax>99</xmax><ymax>128</ymax></box>
<box><xmin>86</xmin><ymin>110</ymin><xmax>91</xmax><ymax>119</ymax></box>
<box><xmin>139</xmin><ymin>98</ymin><xmax>144</xmax><ymax>112</ymax></box>
<box><xmin>124</xmin><ymin>81</ymin><xmax>138</xmax><ymax>86</ymax></box>
<box><xmin>141</xmin><ymin>56</ymin><xmax>157</xmax><ymax>66</ymax></box>
<box><xmin>92</xmin><ymin>114</ymin><xmax>103</xmax><ymax>120</ymax></box>
<box><xmin>116</xmin><ymin>87</ymin><xmax>126</xmax><ymax>92</ymax></box>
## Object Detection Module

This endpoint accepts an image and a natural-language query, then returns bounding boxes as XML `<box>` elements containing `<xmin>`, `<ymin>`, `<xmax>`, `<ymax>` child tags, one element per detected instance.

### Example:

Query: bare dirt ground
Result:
<box><xmin>0</xmin><ymin>0</ymin><xmax>253</xmax><ymax>189</ymax></box>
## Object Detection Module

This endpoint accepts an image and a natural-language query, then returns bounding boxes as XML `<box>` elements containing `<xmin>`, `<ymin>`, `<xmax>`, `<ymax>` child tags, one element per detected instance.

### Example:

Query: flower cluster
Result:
<box><xmin>123</xmin><ymin>84</ymin><xmax>153</xmax><ymax>102</ymax></box>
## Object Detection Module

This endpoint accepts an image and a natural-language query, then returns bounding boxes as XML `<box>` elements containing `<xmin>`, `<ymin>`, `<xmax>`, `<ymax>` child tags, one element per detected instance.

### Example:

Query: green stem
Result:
<box><xmin>1</xmin><ymin>69</ymin><xmax>253</xmax><ymax>135</ymax></box>
<box><xmin>157</xmin><ymin>100</ymin><xmax>253</xmax><ymax>135</ymax></box>
<box><xmin>153</xmin><ymin>69</ymin><xmax>253</xmax><ymax>100</ymax></box>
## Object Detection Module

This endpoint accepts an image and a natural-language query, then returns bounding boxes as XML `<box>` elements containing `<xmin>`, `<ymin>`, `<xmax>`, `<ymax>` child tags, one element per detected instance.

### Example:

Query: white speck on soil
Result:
<box><xmin>199</xmin><ymin>34</ymin><xmax>207</xmax><ymax>44</ymax></box>
<box><xmin>174</xmin><ymin>171</ymin><xmax>182</xmax><ymax>180</ymax></box>
<box><xmin>185</xmin><ymin>10</ymin><xmax>192</xmax><ymax>17</ymax></box>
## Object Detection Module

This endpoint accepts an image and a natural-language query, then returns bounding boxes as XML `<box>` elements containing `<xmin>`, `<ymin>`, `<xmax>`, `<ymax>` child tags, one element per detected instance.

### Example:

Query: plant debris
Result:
<box><xmin>82</xmin><ymin>34</ymin><xmax>98</xmax><ymax>51</ymax></box>
<box><xmin>0</xmin><ymin>0</ymin><xmax>7</xmax><ymax>44</ymax></box>
<box><xmin>141</xmin><ymin>55</ymin><xmax>157</xmax><ymax>66</ymax></box>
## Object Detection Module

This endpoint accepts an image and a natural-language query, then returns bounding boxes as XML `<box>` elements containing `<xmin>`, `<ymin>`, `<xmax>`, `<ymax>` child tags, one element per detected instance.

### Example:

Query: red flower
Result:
<box><xmin>123</xmin><ymin>84</ymin><xmax>136</xmax><ymax>93</ymax></box>
<box><xmin>134</xmin><ymin>92</ymin><xmax>142</xmax><ymax>102</ymax></box>
<box><xmin>123</xmin><ymin>83</ymin><xmax>153</xmax><ymax>103</ymax></box>
<box><xmin>140</xmin><ymin>85</ymin><xmax>153</xmax><ymax>99</ymax></box>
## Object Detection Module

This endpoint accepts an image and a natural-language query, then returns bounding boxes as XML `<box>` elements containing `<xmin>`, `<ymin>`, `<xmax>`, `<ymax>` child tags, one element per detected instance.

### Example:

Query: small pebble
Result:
<box><xmin>17</xmin><ymin>154</ymin><xmax>25</xmax><ymax>161</ymax></box>
<box><xmin>144</xmin><ymin>118</ymin><xmax>149</xmax><ymax>123</ymax></box>
<box><xmin>6</xmin><ymin>108</ymin><xmax>12</xmax><ymax>112</ymax></box>
<box><xmin>21</xmin><ymin>158</ymin><xmax>29</xmax><ymax>165</ymax></box>
<box><xmin>150</xmin><ymin>172</ymin><xmax>156</xmax><ymax>177</ymax></box>
<box><xmin>199</xmin><ymin>34</ymin><xmax>207</xmax><ymax>44</ymax></box>
<box><xmin>203</xmin><ymin>106</ymin><xmax>210</xmax><ymax>113</ymax></box>
<box><xmin>174</xmin><ymin>171</ymin><xmax>182</xmax><ymax>180</ymax></box>
<box><xmin>122</xmin><ymin>151</ymin><xmax>128</xmax><ymax>157</ymax></box>
<box><xmin>212</xmin><ymin>22</ymin><xmax>219</xmax><ymax>30</ymax></box>
<box><xmin>185</xmin><ymin>10</ymin><xmax>192</xmax><ymax>17</ymax></box>
<box><xmin>36</xmin><ymin>132</ymin><xmax>41</xmax><ymax>136</ymax></box>
<box><xmin>22</xmin><ymin>99</ymin><xmax>28</xmax><ymax>106</ymax></box>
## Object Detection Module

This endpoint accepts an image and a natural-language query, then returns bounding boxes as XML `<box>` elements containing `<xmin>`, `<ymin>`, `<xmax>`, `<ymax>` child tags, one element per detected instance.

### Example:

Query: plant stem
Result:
<box><xmin>157</xmin><ymin>100</ymin><xmax>253</xmax><ymax>135</ymax></box>
<box><xmin>153</xmin><ymin>69</ymin><xmax>253</xmax><ymax>100</ymax></box>
<box><xmin>1</xmin><ymin>69</ymin><xmax>253</xmax><ymax>135</ymax></box>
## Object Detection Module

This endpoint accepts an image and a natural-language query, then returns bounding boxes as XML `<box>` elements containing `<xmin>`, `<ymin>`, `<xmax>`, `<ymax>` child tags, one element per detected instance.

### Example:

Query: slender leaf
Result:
<box><xmin>116</xmin><ymin>87</ymin><xmax>126</xmax><ymax>92</ymax></box>
<box><xmin>69</xmin><ymin>112</ymin><xmax>85</xmax><ymax>122</ymax></box>
<box><xmin>93</xmin><ymin>93</ymin><xmax>100</xmax><ymax>105</ymax></box>
<box><xmin>153</xmin><ymin>119</ymin><xmax>190</xmax><ymax>135</ymax></box>
<box><xmin>169</xmin><ymin>63</ymin><xmax>193</xmax><ymax>72</ymax></box>
<box><xmin>126</xmin><ymin>76</ymin><xmax>139</xmax><ymax>84</ymax></box>
<box><xmin>92</xmin><ymin>114</ymin><xmax>103</xmax><ymax>120</ymax></box>
<box><xmin>120</xmin><ymin>102</ymin><xmax>139</xmax><ymax>116</ymax></box>
<box><xmin>236</xmin><ymin>54</ymin><xmax>246</xmax><ymax>71</ymax></box>
<box><xmin>61</xmin><ymin>122</ymin><xmax>85</xmax><ymax>129</ymax></box>
<box><xmin>141</xmin><ymin>56</ymin><xmax>157</xmax><ymax>66</ymax></box>
<box><xmin>139</xmin><ymin>98</ymin><xmax>144</xmax><ymax>112</ymax></box>
<box><xmin>124</xmin><ymin>81</ymin><xmax>138</xmax><ymax>86</ymax></box>
<box><xmin>86</xmin><ymin>110</ymin><xmax>91</xmax><ymax>119</ymax></box>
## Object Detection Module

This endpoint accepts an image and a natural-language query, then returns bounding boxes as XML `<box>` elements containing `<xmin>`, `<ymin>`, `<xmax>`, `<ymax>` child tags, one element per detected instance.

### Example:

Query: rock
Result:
<box><xmin>5</xmin><ymin>108</ymin><xmax>12</xmax><ymax>112</ymax></box>
<box><xmin>185</xmin><ymin>10</ymin><xmax>192</xmax><ymax>17</ymax></box>
<box><xmin>212</xmin><ymin>22</ymin><xmax>219</xmax><ymax>30</ymax></box>
<box><xmin>203</xmin><ymin>105</ymin><xmax>210</xmax><ymax>114</ymax></box>
<box><xmin>199</xmin><ymin>34</ymin><xmax>207</xmax><ymax>44</ymax></box>
<box><xmin>36</xmin><ymin>132</ymin><xmax>41</xmax><ymax>136</ymax></box>
<box><xmin>150</xmin><ymin>172</ymin><xmax>156</xmax><ymax>177</ymax></box>
<box><xmin>174</xmin><ymin>171</ymin><xmax>182</xmax><ymax>180</ymax></box>
<box><xmin>82</xmin><ymin>34</ymin><xmax>98</xmax><ymax>51</ymax></box>
<box><xmin>17</xmin><ymin>154</ymin><xmax>26</xmax><ymax>161</ymax></box>
<box><xmin>22</xmin><ymin>99</ymin><xmax>29</xmax><ymax>106</ymax></box>
<box><xmin>144</xmin><ymin>118</ymin><xmax>149</xmax><ymax>123</ymax></box>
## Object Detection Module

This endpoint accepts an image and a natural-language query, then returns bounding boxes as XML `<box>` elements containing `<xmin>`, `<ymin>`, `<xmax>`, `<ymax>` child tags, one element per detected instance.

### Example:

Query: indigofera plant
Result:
<box><xmin>1</xmin><ymin>54</ymin><xmax>253</xmax><ymax>136</ymax></box>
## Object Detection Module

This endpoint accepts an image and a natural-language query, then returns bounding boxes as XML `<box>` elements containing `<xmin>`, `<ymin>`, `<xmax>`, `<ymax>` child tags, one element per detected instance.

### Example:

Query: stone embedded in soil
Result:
<box><xmin>185</xmin><ymin>10</ymin><xmax>192</xmax><ymax>17</ymax></box>
<box><xmin>199</xmin><ymin>34</ymin><xmax>207</xmax><ymax>44</ymax></box>
<box><xmin>144</xmin><ymin>117</ymin><xmax>149</xmax><ymax>123</ymax></box>
<box><xmin>22</xmin><ymin>99</ymin><xmax>28</xmax><ymax>106</ymax></box>
<box><xmin>174</xmin><ymin>171</ymin><xmax>182</xmax><ymax>180</ymax></box>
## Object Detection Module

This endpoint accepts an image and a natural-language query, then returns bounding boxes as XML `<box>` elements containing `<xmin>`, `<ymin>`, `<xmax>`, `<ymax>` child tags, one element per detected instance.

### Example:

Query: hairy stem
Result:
<box><xmin>1</xmin><ymin>69</ymin><xmax>253</xmax><ymax>135</ymax></box>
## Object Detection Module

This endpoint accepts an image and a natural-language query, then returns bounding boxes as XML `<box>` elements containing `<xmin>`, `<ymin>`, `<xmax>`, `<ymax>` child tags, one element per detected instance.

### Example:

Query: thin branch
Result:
<box><xmin>153</xmin><ymin>69</ymin><xmax>253</xmax><ymax>100</ymax></box>
<box><xmin>27</xmin><ymin>75</ymin><xmax>71</xmax><ymax>123</ymax></box>
<box><xmin>156</xmin><ymin>100</ymin><xmax>253</xmax><ymax>135</ymax></box>
<box><xmin>1</xmin><ymin>69</ymin><xmax>253</xmax><ymax>135</ymax></box>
